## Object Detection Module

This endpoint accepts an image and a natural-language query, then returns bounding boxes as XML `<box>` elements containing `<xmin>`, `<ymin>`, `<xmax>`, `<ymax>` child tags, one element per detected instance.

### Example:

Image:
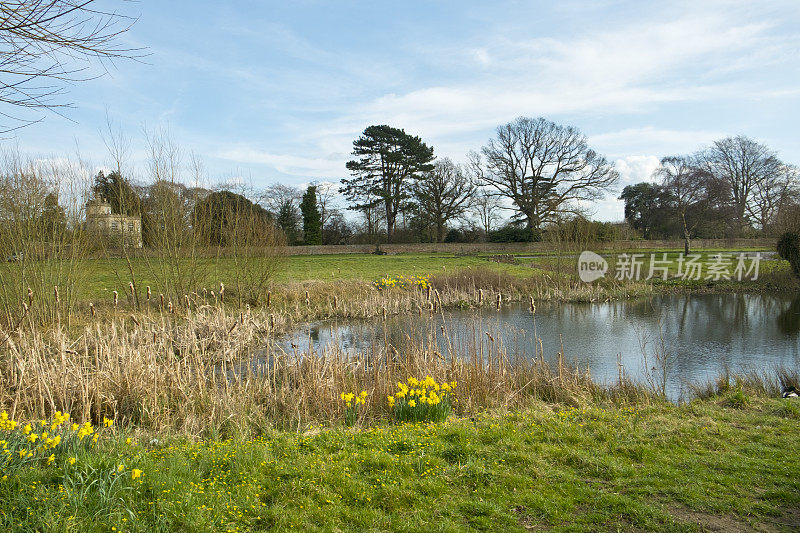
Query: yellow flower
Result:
<box><xmin>408</xmin><ymin>400</ymin><xmax>416</xmax><ymax>408</ymax></box>
<box><xmin>126</xmin><ymin>438</ymin><xmax>132</xmax><ymax>445</ymax></box>
<box><xmin>22</xmin><ymin>423</ymin><xmax>32</xmax><ymax>435</ymax></box>
<box><xmin>68</xmin><ymin>457</ymin><xmax>76</xmax><ymax>465</ymax></box>
<box><xmin>103</xmin><ymin>417</ymin><xmax>113</xmax><ymax>428</ymax></box>
<box><xmin>47</xmin><ymin>454</ymin><xmax>55</xmax><ymax>465</ymax></box>
<box><xmin>27</xmin><ymin>433</ymin><xmax>38</xmax><ymax>443</ymax></box>
<box><xmin>117</xmin><ymin>464</ymin><xmax>125</xmax><ymax>472</ymax></box>
<box><xmin>387</xmin><ymin>396</ymin><xmax>395</xmax><ymax>407</ymax></box>
<box><xmin>71</xmin><ymin>423</ymin><xmax>79</xmax><ymax>431</ymax></box>
<box><xmin>131</xmin><ymin>469</ymin><xmax>143</xmax><ymax>481</ymax></box>
<box><xmin>359</xmin><ymin>390</ymin><xmax>368</xmax><ymax>399</ymax></box>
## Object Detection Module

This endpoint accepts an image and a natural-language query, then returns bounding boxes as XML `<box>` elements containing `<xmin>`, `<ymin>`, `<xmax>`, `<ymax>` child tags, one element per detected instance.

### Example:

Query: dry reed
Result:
<box><xmin>0</xmin><ymin>297</ymin><xmax>659</xmax><ymax>439</ymax></box>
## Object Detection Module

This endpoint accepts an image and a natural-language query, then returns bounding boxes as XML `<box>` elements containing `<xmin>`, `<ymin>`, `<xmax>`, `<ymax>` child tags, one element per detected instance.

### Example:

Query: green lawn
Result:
<box><xmin>3</xmin><ymin>396</ymin><xmax>799</xmax><ymax>532</ymax></box>
<box><xmin>49</xmin><ymin>253</ymin><xmax>543</xmax><ymax>302</ymax></box>
<box><xmin>21</xmin><ymin>246</ymin><xmax>782</xmax><ymax>303</ymax></box>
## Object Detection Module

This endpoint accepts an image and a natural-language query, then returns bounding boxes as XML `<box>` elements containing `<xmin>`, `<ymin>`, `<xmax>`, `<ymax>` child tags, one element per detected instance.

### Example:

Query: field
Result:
<box><xmin>16</xmin><ymin>243</ymin><xmax>789</xmax><ymax>308</ymax></box>
<box><xmin>2</xmin><ymin>395</ymin><xmax>799</xmax><ymax>532</ymax></box>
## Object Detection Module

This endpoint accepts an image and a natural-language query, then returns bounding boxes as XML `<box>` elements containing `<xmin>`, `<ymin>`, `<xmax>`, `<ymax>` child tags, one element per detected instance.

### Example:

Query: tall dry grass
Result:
<box><xmin>0</xmin><ymin>298</ymin><xmax>660</xmax><ymax>438</ymax></box>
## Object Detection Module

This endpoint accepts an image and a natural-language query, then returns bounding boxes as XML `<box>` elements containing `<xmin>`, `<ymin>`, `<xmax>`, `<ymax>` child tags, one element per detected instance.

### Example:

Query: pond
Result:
<box><xmin>277</xmin><ymin>293</ymin><xmax>800</xmax><ymax>401</ymax></box>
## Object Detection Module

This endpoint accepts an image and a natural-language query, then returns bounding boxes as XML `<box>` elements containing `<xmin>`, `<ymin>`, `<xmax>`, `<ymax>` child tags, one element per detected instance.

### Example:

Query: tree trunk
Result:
<box><xmin>525</xmin><ymin>213</ymin><xmax>539</xmax><ymax>240</ymax></box>
<box><xmin>385</xmin><ymin>199</ymin><xmax>395</xmax><ymax>244</ymax></box>
<box><xmin>436</xmin><ymin>221</ymin><xmax>445</xmax><ymax>243</ymax></box>
<box><xmin>681</xmin><ymin>212</ymin><xmax>690</xmax><ymax>255</ymax></box>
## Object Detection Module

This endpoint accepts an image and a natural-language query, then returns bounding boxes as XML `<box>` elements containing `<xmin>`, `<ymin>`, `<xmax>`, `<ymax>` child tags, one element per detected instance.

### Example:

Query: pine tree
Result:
<box><xmin>342</xmin><ymin>125</ymin><xmax>435</xmax><ymax>243</ymax></box>
<box><xmin>300</xmin><ymin>185</ymin><xmax>323</xmax><ymax>245</ymax></box>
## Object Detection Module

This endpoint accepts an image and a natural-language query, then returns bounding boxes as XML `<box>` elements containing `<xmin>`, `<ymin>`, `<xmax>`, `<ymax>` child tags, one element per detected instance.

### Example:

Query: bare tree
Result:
<box><xmin>259</xmin><ymin>183</ymin><xmax>301</xmax><ymax>214</ymax></box>
<box><xmin>413</xmin><ymin>157</ymin><xmax>476</xmax><ymax>242</ymax></box>
<box><xmin>471</xmin><ymin>117</ymin><xmax>618</xmax><ymax>235</ymax></box>
<box><xmin>699</xmin><ymin>136</ymin><xmax>788</xmax><ymax>236</ymax></box>
<box><xmin>0</xmin><ymin>1</ymin><xmax>141</xmax><ymax>130</ymax></box>
<box><xmin>471</xmin><ymin>189</ymin><xmax>502</xmax><ymax>236</ymax></box>
<box><xmin>653</xmin><ymin>155</ymin><xmax>710</xmax><ymax>254</ymax></box>
<box><xmin>312</xmin><ymin>181</ymin><xmax>338</xmax><ymax>229</ymax></box>
<box><xmin>751</xmin><ymin>164</ymin><xmax>799</xmax><ymax>234</ymax></box>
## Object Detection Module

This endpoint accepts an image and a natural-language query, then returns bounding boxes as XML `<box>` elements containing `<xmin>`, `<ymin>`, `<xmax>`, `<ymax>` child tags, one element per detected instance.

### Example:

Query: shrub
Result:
<box><xmin>777</xmin><ymin>232</ymin><xmax>800</xmax><ymax>278</ymax></box>
<box><xmin>488</xmin><ymin>224</ymin><xmax>540</xmax><ymax>243</ymax></box>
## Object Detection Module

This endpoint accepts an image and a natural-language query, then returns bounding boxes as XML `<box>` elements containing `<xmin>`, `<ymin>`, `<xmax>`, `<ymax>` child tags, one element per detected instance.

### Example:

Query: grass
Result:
<box><xmin>2</xmin><ymin>395</ymin><xmax>798</xmax><ymax>532</ymax></box>
<box><xmin>43</xmin><ymin>253</ymin><xmax>539</xmax><ymax>303</ymax></box>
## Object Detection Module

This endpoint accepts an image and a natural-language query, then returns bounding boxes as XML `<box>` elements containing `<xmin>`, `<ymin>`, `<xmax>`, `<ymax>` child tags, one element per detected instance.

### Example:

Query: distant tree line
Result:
<box><xmin>335</xmin><ymin>118</ymin><xmax>623</xmax><ymax>245</ymax></box>
<box><xmin>620</xmin><ymin>136</ymin><xmax>799</xmax><ymax>252</ymax></box>
<box><xmin>31</xmin><ymin>118</ymin><xmax>799</xmax><ymax>251</ymax></box>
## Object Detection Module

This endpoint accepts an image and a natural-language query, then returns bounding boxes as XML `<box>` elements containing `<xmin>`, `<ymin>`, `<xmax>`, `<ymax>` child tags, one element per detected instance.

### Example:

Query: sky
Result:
<box><xmin>5</xmin><ymin>0</ymin><xmax>800</xmax><ymax>221</ymax></box>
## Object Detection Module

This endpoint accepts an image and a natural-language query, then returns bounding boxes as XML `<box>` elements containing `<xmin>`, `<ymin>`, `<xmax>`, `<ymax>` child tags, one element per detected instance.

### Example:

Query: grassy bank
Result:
<box><xmin>2</xmin><ymin>394</ymin><xmax>799</xmax><ymax>532</ymax></box>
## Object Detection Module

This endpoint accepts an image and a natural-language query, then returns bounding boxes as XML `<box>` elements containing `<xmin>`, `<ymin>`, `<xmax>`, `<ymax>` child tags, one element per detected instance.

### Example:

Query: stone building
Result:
<box><xmin>85</xmin><ymin>197</ymin><xmax>142</xmax><ymax>248</ymax></box>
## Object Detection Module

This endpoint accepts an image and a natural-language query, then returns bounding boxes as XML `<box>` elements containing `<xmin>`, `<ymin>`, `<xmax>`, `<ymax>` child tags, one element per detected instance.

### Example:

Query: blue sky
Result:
<box><xmin>7</xmin><ymin>0</ymin><xmax>800</xmax><ymax>221</ymax></box>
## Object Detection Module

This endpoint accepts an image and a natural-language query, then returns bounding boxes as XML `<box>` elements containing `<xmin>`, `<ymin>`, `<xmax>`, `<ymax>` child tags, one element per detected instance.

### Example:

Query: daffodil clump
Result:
<box><xmin>372</xmin><ymin>274</ymin><xmax>429</xmax><ymax>291</ymax></box>
<box><xmin>0</xmin><ymin>411</ymin><xmax>142</xmax><ymax>483</ymax></box>
<box><xmin>340</xmin><ymin>390</ymin><xmax>368</xmax><ymax>426</ymax></box>
<box><xmin>388</xmin><ymin>376</ymin><xmax>456</xmax><ymax>423</ymax></box>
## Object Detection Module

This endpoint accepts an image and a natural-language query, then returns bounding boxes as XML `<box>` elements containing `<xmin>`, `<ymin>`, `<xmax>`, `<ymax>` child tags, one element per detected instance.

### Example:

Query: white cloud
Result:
<box><xmin>213</xmin><ymin>146</ymin><xmax>344</xmax><ymax>179</ymax></box>
<box><xmin>344</xmin><ymin>9</ymin><xmax>792</xmax><ymax>139</ymax></box>
<box><xmin>613</xmin><ymin>155</ymin><xmax>662</xmax><ymax>187</ymax></box>
<box><xmin>590</xmin><ymin>128</ymin><xmax>724</xmax><ymax>159</ymax></box>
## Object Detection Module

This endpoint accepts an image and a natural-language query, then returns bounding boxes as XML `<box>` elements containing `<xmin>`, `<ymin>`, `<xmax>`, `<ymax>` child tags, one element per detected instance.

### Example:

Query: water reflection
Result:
<box><xmin>777</xmin><ymin>296</ymin><xmax>800</xmax><ymax>336</ymax></box>
<box><xmin>279</xmin><ymin>293</ymin><xmax>800</xmax><ymax>401</ymax></box>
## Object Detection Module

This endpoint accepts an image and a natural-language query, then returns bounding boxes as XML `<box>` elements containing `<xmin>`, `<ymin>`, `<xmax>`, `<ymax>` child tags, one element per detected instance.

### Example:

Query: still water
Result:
<box><xmin>279</xmin><ymin>293</ymin><xmax>800</xmax><ymax>401</ymax></box>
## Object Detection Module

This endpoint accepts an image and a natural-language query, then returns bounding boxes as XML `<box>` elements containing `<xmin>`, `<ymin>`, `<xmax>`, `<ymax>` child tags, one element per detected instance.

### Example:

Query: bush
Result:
<box><xmin>777</xmin><ymin>232</ymin><xmax>800</xmax><ymax>278</ymax></box>
<box><xmin>444</xmin><ymin>227</ymin><xmax>482</xmax><ymax>243</ymax></box>
<box><xmin>488</xmin><ymin>224</ymin><xmax>540</xmax><ymax>243</ymax></box>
